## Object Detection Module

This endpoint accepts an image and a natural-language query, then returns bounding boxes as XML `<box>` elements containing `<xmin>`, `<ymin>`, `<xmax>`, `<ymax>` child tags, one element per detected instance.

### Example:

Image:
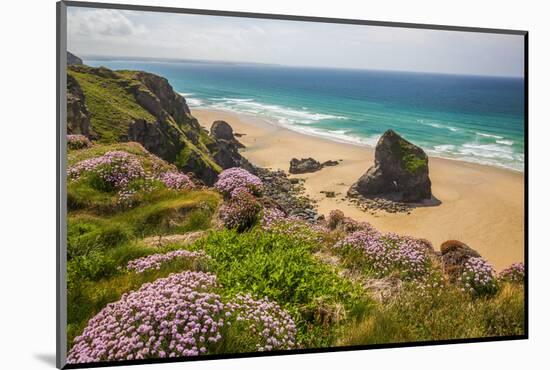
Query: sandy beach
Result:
<box><xmin>194</xmin><ymin>108</ymin><xmax>525</xmax><ymax>270</ymax></box>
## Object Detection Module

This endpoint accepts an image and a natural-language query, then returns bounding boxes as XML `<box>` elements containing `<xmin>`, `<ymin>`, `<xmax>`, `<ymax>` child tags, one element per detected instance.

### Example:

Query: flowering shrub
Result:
<box><xmin>68</xmin><ymin>151</ymin><xmax>145</xmax><ymax>190</ymax></box>
<box><xmin>126</xmin><ymin>250</ymin><xmax>208</xmax><ymax>273</ymax></box>
<box><xmin>67</xmin><ymin>134</ymin><xmax>92</xmax><ymax>150</ymax></box>
<box><xmin>67</xmin><ymin>271</ymin><xmax>225</xmax><ymax>363</ymax></box>
<box><xmin>334</xmin><ymin>231</ymin><xmax>430</xmax><ymax>279</ymax></box>
<box><xmin>458</xmin><ymin>257</ymin><xmax>498</xmax><ymax>296</ymax></box>
<box><xmin>220</xmin><ymin>191</ymin><xmax>261</xmax><ymax>232</ymax></box>
<box><xmin>159</xmin><ymin>171</ymin><xmax>194</xmax><ymax>190</ymax></box>
<box><xmin>67</xmin><ymin>271</ymin><xmax>297</xmax><ymax>363</ymax></box>
<box><xmin>260</xmin><ymin>208</ymin><xmax>286</xmax><ymax>229</ymax></box>
<box><xmin>226</xmin><ymin>293</ymin><xmax>297</xmax><ymax>351</ymax></box>
<box><xmin>498</xmin><ymin>262</ymin><xmax>525</xmax><ymax>283</ymax></box>
<box><xmin>214</xmin><ymin>168</ymin><xmax>263</xmax><ymax>198</ymax></box>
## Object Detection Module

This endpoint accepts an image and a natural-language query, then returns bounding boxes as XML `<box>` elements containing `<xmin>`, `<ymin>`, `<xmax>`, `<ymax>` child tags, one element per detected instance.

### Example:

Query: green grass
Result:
<box><xmin>191</xmin><ymin>228</ymin><xmax>374</xmax><ymax>347</ymax></box>
<box><xmin>337</xmin><ymin>281</ymin><xmax>524</xmax><ymax>346</ymax></box>
<box><xmin>68</xmin><ymin>66</ymin><xmax>155</xmax><ymax>142</ymax></box>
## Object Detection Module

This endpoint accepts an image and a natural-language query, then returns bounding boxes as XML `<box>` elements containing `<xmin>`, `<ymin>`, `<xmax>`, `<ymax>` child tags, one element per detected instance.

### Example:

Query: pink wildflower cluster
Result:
<box><xmin>67</xmin><ymin>272</ymin><xmax>297</xmax><ymax>364</ymax></box>
<box><xmin>67</xmin><ymin>134</ymin><xmax>92</xmax><ymax>150</ymax></box>
<box><xmin>260</xmin><ymin>208</ymin><xmax>286</xmax><ymax>229</ymax></box>
<box><xmin>458</xmin><ymin>257</ymin><xmax>497</xmax><ymax>296</ymax></box>
<box><xmin>262</xmin><ymin>216</ymin><xmax>325</xmax><ymax>245</ymax></box>
<box><xmin>67</xmin><ymin>271</ymin><xmax>224</xmax><ymax>363</ymax></box>
<box><xmin>220</xmin><ymin>191</ymin><xmax>261</xmax><ymax>232</ymax></box>
<box><xmin>159</xmin><ymin>171</ymin><xmax>194</xmax><ymax>190</ymax></box>
<box><xmin>214</xmin><ymin>168</ymin><xmax>263</xmax><ymax>198</ymax></box>
<box><xmin>126</xmin><ymin>250</ymin><xmax>208</xmax><ymax>273</ymax></box>
<box><xmin>498</xmin><ymin>262</ymin><xmax>525</xmax><ymax>283</ymax></box>
<box><xmin>334</xmin><ymin>230</ymin><xmax>430</xmax><ymax>278</ymax></box>
<box><xmin>226</xmin><ymin>293</ymin><xmax>297</xmax><ymax>351</ymax></box>
<box><xmin>68</xmin><ymin>151</ymin><xmax>145</xmax><ymax>189</ymax></box>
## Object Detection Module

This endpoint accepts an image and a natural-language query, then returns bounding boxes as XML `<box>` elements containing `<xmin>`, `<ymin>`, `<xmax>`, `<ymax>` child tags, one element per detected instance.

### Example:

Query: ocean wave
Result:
<box><xmin>177</xmin><ymin>92</ymin><xmax>204</xmax><ymax>107</ymax></box>
<box><xmin>476</xmin><ymin>132</ymin><xmax>503</xmax><ymax>139</ymax></box>
<box><xmin>203</xmin><ymin>97</ymin><xmax>348</xmax><ymax>125</ymax></box>
<box><xmin>496</xmin><ymin>139</ymin><xmax>514</xmax><ymax>146</ymax></box>
<box><xmin>419</xmin><ymin>120</ymin><xmax>461</xmax><ymax>133</ymax></box>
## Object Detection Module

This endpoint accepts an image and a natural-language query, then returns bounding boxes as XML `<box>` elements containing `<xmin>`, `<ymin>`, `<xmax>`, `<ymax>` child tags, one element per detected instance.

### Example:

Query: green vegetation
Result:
<box><xmin>391</xmin><ymin>136</ymin><xmax>428</xmax><ymax>173</ymax></box>
<box><xmin>65</xmin><ymin>132</ymin><xmax>524</xmax><ymax>361</ymax></box>
<box><xmin>338</xmin><ymin>281</ymin><xmax>524</xmax><ymax>345</ymax></box>
<box><xmin>68</xmin><ymin>66</ymin><xmax>155</xmax><ymax>142</ymax></box>
<box><xmin>190</xmin><ymin>228</ymin><xmax>373</xmax><ymax>347</ymax></box>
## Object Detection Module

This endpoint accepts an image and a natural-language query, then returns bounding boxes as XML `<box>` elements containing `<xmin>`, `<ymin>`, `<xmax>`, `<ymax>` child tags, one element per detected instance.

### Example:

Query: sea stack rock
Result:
<box><xmin>210</xmin><ymin>120</ymin><xmax>244</xmax><ymax>148</ymax></box>
<box><xmin>289</xmin><ymin>158</ymin><xmax>323</xmax><ymax>174</ymax></box>
<box><xmin>348</xmin><ymin>129</ymin><xmax>431</xmax><ymax>202</ymax></box>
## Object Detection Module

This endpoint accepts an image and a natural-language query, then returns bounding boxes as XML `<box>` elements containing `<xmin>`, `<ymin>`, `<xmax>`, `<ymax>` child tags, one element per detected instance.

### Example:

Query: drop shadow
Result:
<box><xmin>33</xmin><ymin>353</ymin><xmax>56</xmax><ymax>367</ymax></box>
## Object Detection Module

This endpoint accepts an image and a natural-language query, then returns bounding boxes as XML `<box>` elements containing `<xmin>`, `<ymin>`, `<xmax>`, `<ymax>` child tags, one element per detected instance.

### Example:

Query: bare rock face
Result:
<box><xmin>66</xmin><ymin>74</ymin><xmax>91</xmax><ymax>137</ymax></box>
<box><xmin>440</xmin><ymin>240</ymin><xmax>482</xmax><ymax>282</ymax></box>
<box><xmin>210</xmin><ymin>120</ymin><xmax>244</xmax><ymax>148</ymax></box>
<box><xmin>67</xmin><ymin>51</ymin><xmax>83</xmax><ymax>65</ymax></box>
<box><xmin>349</xmin><ymin>130</ymin><xmax>431</xmax><ymax>202</ymax></box>
<box><xmin>289</xmin><ymin>158</ymin><xmax>323</xmax><ymax>174</ymax></box>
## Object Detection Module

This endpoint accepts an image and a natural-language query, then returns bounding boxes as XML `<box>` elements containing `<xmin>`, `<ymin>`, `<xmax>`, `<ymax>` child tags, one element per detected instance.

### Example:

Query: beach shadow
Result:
<box><xmin>408</xmin><ymin>195</ymin><xmax>442</xmax><ymax>208</ymax></box>
<box><xmin>33</xmin><ymin>353</ymin><xmax>56</xmax><ymax>367</ymax></box>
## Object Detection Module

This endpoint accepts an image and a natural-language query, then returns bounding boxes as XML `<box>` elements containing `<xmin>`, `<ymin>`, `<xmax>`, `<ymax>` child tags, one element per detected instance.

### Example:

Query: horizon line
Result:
<box><xmin>75</xmin><ymin>53</ymin><xmax>525</xmax><ymax>79</ymax></box>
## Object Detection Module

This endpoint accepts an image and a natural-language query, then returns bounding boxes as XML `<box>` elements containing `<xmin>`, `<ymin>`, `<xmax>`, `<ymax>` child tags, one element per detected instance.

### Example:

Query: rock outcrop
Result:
<box><xmin>289</xmin><ymin>157</ymin><xmax>323</xmax><ymax>174</ymax></box>
<box><xmin>66</xmin><ymin>74</ymin><xmax>92</xmax><ymax>137</ymax></box>
<box><xmin>66</xmin><ymin>65</ymin><xmax>251</xmax><ymax>185</ymax></box>
<box><xmin>210</xmin><ymin>120</ymin><xmax>244</xmax><ymax>148</ymax></box>
<box><xmin>348</xmin><ymin>130</ymin><xmax>431</xmax><ymax>202</ymax></box>
<box><xmin>67</xmin><ymin>51</ymin><xmax>83</xmax><ymax>65</ymax></box>
<box><xmin>207</xmin><ymin>121</ymin><xmax>254</xmax><ymax>173</ymax></box>
<box><xmin>440</xmin><ymin>240</ymin><xmax>482</xmax><ymax>281</ymax></box>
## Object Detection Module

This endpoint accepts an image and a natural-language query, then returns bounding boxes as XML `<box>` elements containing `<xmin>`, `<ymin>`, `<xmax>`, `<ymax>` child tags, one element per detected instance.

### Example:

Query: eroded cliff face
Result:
<box><xmin>66</xmin><ymin>64</ymin><xmax>251</xmax><ymax>185</ymax></box>
<box><xmin>66</xmin><ymin>74</ymin><xmax>91</xmax><ymax>137</ymax></box>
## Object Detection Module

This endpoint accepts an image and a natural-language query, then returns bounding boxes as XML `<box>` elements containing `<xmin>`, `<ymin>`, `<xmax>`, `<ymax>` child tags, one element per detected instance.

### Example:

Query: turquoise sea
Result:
<box><xmin>85</xmin><ymin>58</ymin><xmax>525</xmax><ymax>172</ymax></box>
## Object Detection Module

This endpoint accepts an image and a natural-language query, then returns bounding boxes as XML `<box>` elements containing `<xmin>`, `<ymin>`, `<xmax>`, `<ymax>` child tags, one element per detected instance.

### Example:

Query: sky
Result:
<box><xmin>67</xmin><ymin>7</ymin><xmax>525</xmax><ymax>77</ymax></box>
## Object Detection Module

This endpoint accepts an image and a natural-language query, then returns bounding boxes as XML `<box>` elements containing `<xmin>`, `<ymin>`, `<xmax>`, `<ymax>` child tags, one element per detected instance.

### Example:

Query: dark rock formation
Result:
<box><xmin>210</xmin><ymin>120</ymin><xmax>244</xmax><ymax>148</ymax></box>
<box><xmin>255</xmin><ymin>168</ymin><xmax>318</xmax><ymax>221</ymax></box>
<box><xmin>206</xmin><ymin>120</ymin><xmax>253</xmax><ymax>172</ymax></box>
<box><xmin>66</xmin><ymin>65</ymin><xmax>254</xmax><ymax>185</ymax></box>
<box><xmin>66</xmin><ymin>74</ymin><xmax>92</xmax><ymax>137</ymax></box>
<box><xmin>440</xmin><ymin>240</ymin><xmax>482</xmax><ymax>281</ymax></box>
<box><xmin>322</xmin><ymin>160</ymin><xmax>340</xmax><ymax>167</ymax></box>
<box><xmin>348</xmin><ymin>130</ymin><xmax>431</xmax><ymax>202</ymax></box>
<box><xmin>67</xmin><ymin>51</ymin><xmax>83</xmax><ymax>65</ymax></box>
<box><xmin>289</xmin><ymin>158</ymin><xmax>323</xmax><ymax>174</ymax></box>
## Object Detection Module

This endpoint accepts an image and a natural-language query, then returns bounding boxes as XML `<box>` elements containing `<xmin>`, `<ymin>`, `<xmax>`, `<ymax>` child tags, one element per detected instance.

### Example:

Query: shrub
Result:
<box><xmin>68</xmin><ymin>151</ymin><xmax>145</xmax><ymax>191</ymax></box>
<box><xmin>334</xmin><ymin>231</ymin><xmax>431</xmax><ymax>279</ymax></box>
<box><xmin>126</xmin><ymin>249</ymin><xmax>208</xmax><ymax>273</ymax></box>
<box><xmin>458</xmin><ymin>257</ymin><xmax>498</xmax><ymax>297</ymax></box>
<box><xmin>214</xmin><ymin>168</ymin><xmax>263</xmax><ymax>198</ymax></box>
<box><xmin>498</xmin><ymin>262</ymin><xmax>525</xmax><ymax>283</ymax></box>
<box><xmin>67</xmin><ymin>134</ymin><xmax>92</xmax><ymax>150</ymax></box>
<box><xmin>225</xmin><ymin>293</ymin><xmax>297</xmax><ymax>352</ymax></box>
<box><xmin>193</xmin><ymin>229</ymin><xmax>368</xmax><ymax>347</ymax></box>
<box><xmin>220</xmin><ymin>192</ymin><xmax>261</xmax><ymax>232</ymax></box>
<box><xmin>67</xmin><ymin>271</ymin><xmax>225</xmax><ymax>363</ymax></box>
<box><xmin>67</xmin><ymin>271</ymin><xmax>297</xmax><ymax>363</ymax></box>
<box><xmin>260</xmin><ymin>208</ymin><xmax>286</xmax><ymax>230</ymax></box>
<box><xmin>159</xmin><ymin>171</ymin><xmax>194</xmax><ymax>190</ymax></box>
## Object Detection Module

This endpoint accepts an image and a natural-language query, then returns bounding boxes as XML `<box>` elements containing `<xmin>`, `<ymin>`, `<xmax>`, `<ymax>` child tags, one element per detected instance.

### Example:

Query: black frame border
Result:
<box><xmin>56</xmin><ymin>1</ymin><xmax>529</xmax><ymax>369</ymax></box>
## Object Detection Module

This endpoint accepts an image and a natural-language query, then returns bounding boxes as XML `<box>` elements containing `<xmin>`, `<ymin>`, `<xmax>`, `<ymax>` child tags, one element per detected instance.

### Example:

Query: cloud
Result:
<box><xmin>68</xmin><ymin>9</ymin><xmax>147</xmax><ymax>38</ymax></box>
<box><xmin>66</xmin><ymin>7</ymin><xmax>523</xmax><ymax>77</ymax></box>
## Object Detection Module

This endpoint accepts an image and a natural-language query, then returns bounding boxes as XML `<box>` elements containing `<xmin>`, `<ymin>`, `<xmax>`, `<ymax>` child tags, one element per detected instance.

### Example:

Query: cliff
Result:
<box><xmin>66</xmin><ymin>65</ymin><xmax>249</xmax><ymax>184</ymax></box>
